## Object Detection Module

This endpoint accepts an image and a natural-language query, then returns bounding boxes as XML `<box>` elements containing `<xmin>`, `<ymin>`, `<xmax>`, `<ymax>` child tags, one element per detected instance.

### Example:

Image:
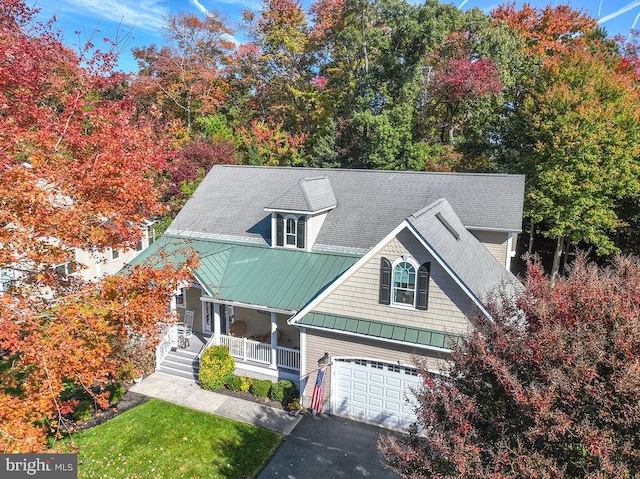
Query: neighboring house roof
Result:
<box><xmin>167</xmin><ymin>165</ymin><xmax>525</xmax><ymax>254</ymax></box>
<box><xmin>265</xmin><ymin>176</ymin><xmax>337</xmax><ymax>213</ymax></box>
<box><xmin>129</xmin><ymin>235</ymin><xmax>360</xmax><ymax>312</ymax></box>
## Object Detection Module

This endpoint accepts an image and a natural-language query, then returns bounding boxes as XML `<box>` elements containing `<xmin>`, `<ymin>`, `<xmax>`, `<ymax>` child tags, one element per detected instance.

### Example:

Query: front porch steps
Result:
<box><xmin>156</xmin><ymin>348</ymin><xmax>200</xmax><ymax>382</ymax></box>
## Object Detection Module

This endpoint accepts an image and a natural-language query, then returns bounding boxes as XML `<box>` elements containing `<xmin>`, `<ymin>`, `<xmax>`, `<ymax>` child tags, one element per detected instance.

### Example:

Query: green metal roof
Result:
<box><xmin>298</xmin><ymin>312</ymin><xmax>461</xmax><ymax>350</ymax></box>
<box><xmin>128</xmin><ymin>235</ymin><xmax>360</xmax><ymax>312</ymax></box>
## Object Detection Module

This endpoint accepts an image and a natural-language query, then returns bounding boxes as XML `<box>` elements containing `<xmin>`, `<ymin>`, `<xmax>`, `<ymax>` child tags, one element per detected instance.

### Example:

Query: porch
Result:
<box><xmin>156</xmin><ymin>324</ymin><xmax>300</xmax><ymax>383</ymax></box>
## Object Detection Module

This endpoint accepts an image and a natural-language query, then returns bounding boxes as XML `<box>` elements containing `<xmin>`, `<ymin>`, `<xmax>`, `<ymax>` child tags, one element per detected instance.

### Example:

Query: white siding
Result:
<box><xmin>306</xmin><ymin>211</ymin><xmax>329</xmax><ymax>250</ymax></box>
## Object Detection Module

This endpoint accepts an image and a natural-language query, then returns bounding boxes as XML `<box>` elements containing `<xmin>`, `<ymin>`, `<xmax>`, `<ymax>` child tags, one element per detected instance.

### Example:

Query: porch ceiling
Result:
<box><xmin>128</xmin><ymin>236</ymin><xmax>360</xmax><ymax>312</ymax></box>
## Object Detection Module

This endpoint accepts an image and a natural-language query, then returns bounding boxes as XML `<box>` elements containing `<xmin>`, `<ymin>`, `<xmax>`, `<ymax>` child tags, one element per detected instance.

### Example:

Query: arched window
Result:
<box><xmin>380</xmin><ymin>256</ymin><xmax>430</xmax><ymax>310</ymax></box>
<box><xmin>276</xmin><ymin>213</ymin><xmax>306</xmax><ymax>249</ymax></box>
<box><xmin>393</xmin><ymin>261</ymin><xmax>416</xmax><ymax>306</ymax></box>
<box><xmin>285</xmin><ymin>216</ymin><xmax>297</xmax><ymax>246</ymax></box>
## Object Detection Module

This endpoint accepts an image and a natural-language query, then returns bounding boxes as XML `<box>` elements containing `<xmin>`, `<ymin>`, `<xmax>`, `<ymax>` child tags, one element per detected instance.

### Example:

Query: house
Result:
<box><xmin>134</xmin><ymin>165</ymin><xmax>524</xmax><ymax>429</ymax></box>
<box><xmin>0</xmin><ymin>221</ymin><xmax>156</xmax><ymax>293</ymax></box>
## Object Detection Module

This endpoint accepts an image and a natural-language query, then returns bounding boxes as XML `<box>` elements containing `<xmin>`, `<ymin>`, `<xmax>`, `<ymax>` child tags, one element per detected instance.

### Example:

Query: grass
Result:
<box><xmin>54</xmin><ymin>399</ymin><xmax>282</xmax><ymax>479</ymax></box>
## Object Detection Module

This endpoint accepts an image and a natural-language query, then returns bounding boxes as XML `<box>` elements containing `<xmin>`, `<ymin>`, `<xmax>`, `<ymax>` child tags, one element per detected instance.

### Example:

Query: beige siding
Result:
<box><xmin>302</xmin><ymin>329</ymin><xmax>449</xmax><ymax>410</ymax></box>
<box><xmin>313</xmin><ymin>228</ymin><xmax>475</xmax><ymax>334</ymax></box>
<box><xmin>470</xmin><ymin>230</ymin><xmax>510</xmax><ymax>268</ymax></box>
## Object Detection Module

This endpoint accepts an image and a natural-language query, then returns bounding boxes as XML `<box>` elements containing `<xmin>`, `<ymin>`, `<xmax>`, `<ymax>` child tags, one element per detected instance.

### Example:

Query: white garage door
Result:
<box><xmin>333</xmin><ymin>359</ymin><xmax>422</xmax><ymax>429</ymax></box>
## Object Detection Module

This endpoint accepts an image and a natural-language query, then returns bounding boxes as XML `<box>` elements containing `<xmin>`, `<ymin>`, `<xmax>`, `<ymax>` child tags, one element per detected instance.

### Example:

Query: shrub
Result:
<box><xmin>278</xmin><ymin>380</ymin><xmax>300</xmax><ymax>408</ymax></box>
<box><xmin>73</xmin><ymin>400</ymin><xmax>94</xmax><ymax>421</ymax></box>
<box><xmin>226</xmin><ymin>375</ymin><xmax>242</xmax><ymax>392</ymax></box>
<box><xmin>268</xmin><ymin>382</ymin><xmax>285</xmax><ymax>403</ymax></box>
<box><xmin>105</xmin><ymin>381</ymin><xmax>126</xmax><ymax>404</ymax></box>
<box><xmin>250</xmin><ymin>379</ymin><xmax>272</xmax><ymax>399</ymax></box>
<box><xmin>239</xmin><ymin>376</ymin><xmax>253</xmax><ymax>392</ymax></box>
<box><xmin>199</xmin><ymin>346</ymin><xmax>235</xmax><ymax>391</ymax></box>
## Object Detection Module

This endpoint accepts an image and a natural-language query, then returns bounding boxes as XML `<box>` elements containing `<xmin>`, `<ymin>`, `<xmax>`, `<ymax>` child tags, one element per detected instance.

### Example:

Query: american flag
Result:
<box><xmin>310</xmin><ymin>366</ymin><xmax>327</xmax><ymax>413</ymax></box>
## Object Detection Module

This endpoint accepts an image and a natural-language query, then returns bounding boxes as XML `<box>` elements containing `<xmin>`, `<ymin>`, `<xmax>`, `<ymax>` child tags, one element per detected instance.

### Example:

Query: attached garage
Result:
<box><xmin>332</xmin><ymin>358</ymin><xmax>422</xmax><ymax>429</ymax></box>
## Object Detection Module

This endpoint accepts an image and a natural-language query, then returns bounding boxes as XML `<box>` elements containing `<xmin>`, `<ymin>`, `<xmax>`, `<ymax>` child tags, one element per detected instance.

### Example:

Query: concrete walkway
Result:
<box><xmin>129</xmin><ymin>372</ymin><xmax>302</xmax><ymax>435</ymax></box>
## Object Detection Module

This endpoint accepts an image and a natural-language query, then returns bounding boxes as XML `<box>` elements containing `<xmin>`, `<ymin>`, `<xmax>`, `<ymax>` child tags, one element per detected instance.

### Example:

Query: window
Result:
<box><xmin>135</xmin><ymin>239</ymin><xmax>144</xmax><ymax>252</ymax></box>
<box><xmin>110</xmin><ymin>248</ymin><xmax>120</xmax><ymax>261</ymax></box>
<box><xmin>379</xmin><ymin>256</ymin><xmax>430</xmax><ymax>310</ymax></box>
<box><xmin>393</xmin><ymin>261</ymin><xmax>416</xmax><ymax>306</ymax></box>
<box><xmin>176</xmin><ymin>287</ymin><xmax>186</xmax><ymax>308</ymax></box>
<box><xmin>286</xmin><ymin>216</ymin><xmax>297</xmax><ymax>246</ymax></box>
<box><xmin>275</xmin><ymin>214</ymin><xmax>306</xmax><ymax>249</ymax></box>
<box><xmin>54</xmin><ymin>262</ymin><xmax>74</xmax><ymax>278</ymax></box>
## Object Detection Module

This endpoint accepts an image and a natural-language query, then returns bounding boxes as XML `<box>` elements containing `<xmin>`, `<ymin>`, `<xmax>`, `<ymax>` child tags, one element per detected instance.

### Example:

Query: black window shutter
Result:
<box><xmin>379</xmin><ymin>257</ymin><xmax>391</xmax><ymax>305</ymax></box>
<box><xmin>417</xmin><ymin>262</ymin><xmax>430</xmax><ymax>310</ymax></box>
<box><xmin>297</xmin><ymin>215</ymin><xmax>306</xmax><ymax>249</ymax></box>
<box><xmin>276</xmin><ymin>214</ymin><xmax>284</xmax><ymax>246</ymax></box>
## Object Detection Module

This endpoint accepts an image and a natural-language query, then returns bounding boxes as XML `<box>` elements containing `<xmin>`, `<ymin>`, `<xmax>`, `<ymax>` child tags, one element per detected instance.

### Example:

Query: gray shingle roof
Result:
<box><xmin>265</xmin><ymin>176</ymin><xmax>337</xmax><ymax>213</ymax></box>
<box><xmin>408</xmin><ymin>198</ymin><xmax>521</xmax><ymax>305</ymax></box>
<box><xmin>168</xmin><ymin>165</ymin><xmax>524</xmax><ymax>253</ymax></box>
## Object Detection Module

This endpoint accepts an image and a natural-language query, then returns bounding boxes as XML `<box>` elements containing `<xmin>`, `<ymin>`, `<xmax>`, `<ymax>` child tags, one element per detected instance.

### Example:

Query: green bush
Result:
<box><xmin>268</xmin><ymin>382</ymin><xmax>285</xmax><ymax>403</ymax></box>
<box><xmin>250</xmin><ymin>379</ymin><xmax>272</xmax><ymax>399</ymax></box>
<box><xmin>105</xmin><ymin>381</ymin><xmax>126</xmax><ymax>404</ymax></box>
<box><xmin>279</xmin><ymin>380</ymin><xmax>299</xmax><ymax>407</ymax></box>
<box><xmin>226</xmin><ymin>375</ymin><xmax>242</xmax><ymax>392</ymax></box>
<box><xmin>73</xmin><ymin>400</ymin><xmax>94</xmax><ymax>421</ymax></box>
<box><xmin>199</xmin><ymin>346</ymin><xmax>235</xmax><ymax>391</ymax></box>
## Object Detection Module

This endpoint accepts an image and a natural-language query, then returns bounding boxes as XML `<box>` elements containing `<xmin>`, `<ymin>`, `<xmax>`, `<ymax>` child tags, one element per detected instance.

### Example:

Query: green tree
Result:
<box><xmin>501</xmin><ymin>47</ymin><xmax>640</xmax><ymax>279</ymax></box>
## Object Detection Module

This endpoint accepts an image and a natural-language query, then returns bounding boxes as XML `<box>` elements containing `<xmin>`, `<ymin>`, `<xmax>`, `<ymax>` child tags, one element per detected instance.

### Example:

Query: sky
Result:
<box><xmin>35</xmin><ymin>0</ymin><xmax>640</xmax><ymax>73</ymax></box>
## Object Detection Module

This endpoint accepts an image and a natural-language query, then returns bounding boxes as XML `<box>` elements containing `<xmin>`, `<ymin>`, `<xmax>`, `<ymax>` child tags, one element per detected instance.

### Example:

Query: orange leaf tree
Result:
<box><xmin>0</xmin><ymin>1</ymin><xmax>194</xmax><ymax>451</ymax></box>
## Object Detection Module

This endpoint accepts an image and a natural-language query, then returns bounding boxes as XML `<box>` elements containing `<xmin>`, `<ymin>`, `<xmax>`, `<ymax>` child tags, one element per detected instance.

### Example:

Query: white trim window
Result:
<box><xmin>110</xmin><ymin>248</ymin><xmax>120</xmax><ymax>261</ymax></box>
<box><xmin>392</xmin><ymin>259</ymin><xmax>417</xmax><ymax>307</ymax></box>
<box><xmin>285</xmin><ymin>215</ymin><xmax>298</xmax><ymax>247</ymax></box>
<box><xmin>379</xmin><ymin>256</ymin><xmax>430</xmax><ymax>310</ymax></box>
<box><xmin>176</xmin><ymin>287</ymin><xmax>186</xmax><ymax>308</ymax></box>
<box><xmin>275</xmin><ymin>213</ymin><xmax>306</xmax><ymax>249</ymax></box>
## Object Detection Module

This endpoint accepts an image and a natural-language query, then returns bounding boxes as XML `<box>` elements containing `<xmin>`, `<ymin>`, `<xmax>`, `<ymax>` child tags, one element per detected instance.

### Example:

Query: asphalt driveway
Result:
<box><xmin>257</xmin><ymin>413</ymin><xmax>403</xmax><ymax>479</ymax></box>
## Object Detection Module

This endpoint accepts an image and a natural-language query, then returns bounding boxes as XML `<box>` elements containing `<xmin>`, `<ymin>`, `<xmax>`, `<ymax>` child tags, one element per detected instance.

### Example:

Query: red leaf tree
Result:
<box><xmin>0</xmin><ymin>1</ymin><xmax>194</xmax><ymax>451</ymax></box>
<box><xmin>380</xmin><ymin>254</ymin><xmax>640</xmax><ymax>478</ymax></box>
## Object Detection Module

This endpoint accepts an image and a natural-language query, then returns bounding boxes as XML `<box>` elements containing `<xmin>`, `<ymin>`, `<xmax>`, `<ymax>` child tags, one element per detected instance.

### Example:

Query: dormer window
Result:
<box><xmin>286</xmin><ymin>216</ymin><xmax>298</xmax><ymax>246</ymax></box>
<box><xmin>276</xmin><ymin>213</ymin><xmax>306</xmax><ymax>249</ymax></box>
<box><xmin>379</xmin><ymin>256</ymin><xmax>430</xmax><ymax>310</ymax></box>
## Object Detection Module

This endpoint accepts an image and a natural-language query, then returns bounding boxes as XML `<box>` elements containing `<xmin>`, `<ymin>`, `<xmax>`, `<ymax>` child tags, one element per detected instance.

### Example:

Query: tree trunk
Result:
<box><xmin>551</xmin><ymin>235</ymin><xmax>565</xmax><ymax>282</ymax></box>
<box><xmin>528</xmin><ymin>220</ymin><xmax>535</xmax><ymax>254</ymax></box>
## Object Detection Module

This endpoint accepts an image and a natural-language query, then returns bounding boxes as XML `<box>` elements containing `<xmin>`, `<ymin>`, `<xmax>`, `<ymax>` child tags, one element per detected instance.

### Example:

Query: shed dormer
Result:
<box><xmin>264</xmin><ymin>177</ymin><xmax>337</xmax><ymax>250</ymax></box>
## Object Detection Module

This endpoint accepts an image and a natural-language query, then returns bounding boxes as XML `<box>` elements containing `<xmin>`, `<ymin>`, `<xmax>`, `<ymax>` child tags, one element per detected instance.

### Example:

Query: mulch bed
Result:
<box><xmin>75</xmin><ymin>390</ymin><xmax>150</xmax><ymax>431</ymax></box>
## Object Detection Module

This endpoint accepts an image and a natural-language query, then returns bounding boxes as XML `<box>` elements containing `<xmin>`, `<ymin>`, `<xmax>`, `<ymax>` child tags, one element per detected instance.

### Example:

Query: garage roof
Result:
<box><xmin>298</xmin><ymin>312</ymin><xmax>462</xmax><ymax>350</ymax></box>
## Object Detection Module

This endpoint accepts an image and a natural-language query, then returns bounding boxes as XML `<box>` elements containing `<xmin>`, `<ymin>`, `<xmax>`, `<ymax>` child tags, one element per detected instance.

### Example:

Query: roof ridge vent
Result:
<box><xmin>436</xmin><ymin>212</ymin><xmax>460</xmax><ymax>240</ymax></box>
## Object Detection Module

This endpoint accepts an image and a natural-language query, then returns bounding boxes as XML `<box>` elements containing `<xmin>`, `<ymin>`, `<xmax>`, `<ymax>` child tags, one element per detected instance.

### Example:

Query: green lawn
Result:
<box><xmin>55</xmin><ymin>399</ymin><xmax>282</xmax><ymax>479</ymax></box>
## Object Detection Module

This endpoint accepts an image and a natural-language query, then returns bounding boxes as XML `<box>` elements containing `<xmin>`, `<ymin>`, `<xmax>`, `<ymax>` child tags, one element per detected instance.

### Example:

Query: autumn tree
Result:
<box><xmin>0</xmin><ymin>1</ymin><xmax>193</xmax><ymax>451</ymax></box>
<box><xmin>132</xmin><ymin>12</ymin><xmax>234</xmax><ymax>130</ymax></box>
<box><xmin>494</xmin><ymin>4</ymin><xmax>640</xmax><ymax>278</ymax></box>
<box><xmin>380</xmin><ymin>253</ymin><xmax>640</xmax><ymax>478</ymax></box>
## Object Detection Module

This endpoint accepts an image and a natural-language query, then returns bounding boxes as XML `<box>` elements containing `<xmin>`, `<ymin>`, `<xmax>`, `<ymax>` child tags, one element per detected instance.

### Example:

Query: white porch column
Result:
<box><xmin>270</xmin><ymin>312</ymin><xmax>278</xmax><ymax>369</ymax></box>
<box><xmin>213</xmin><ymin>303</ymin><xmax>221</xmax><ymax>340</ymax></box>
<box><xmin>170</xmin><ymin>293</ymin><xmax>177</xmax><ymax>313</ymax></box>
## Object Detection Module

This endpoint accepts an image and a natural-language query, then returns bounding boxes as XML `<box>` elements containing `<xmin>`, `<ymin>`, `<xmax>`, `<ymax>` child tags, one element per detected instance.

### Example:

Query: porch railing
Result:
<box><xmin>277</xmin><ymin>346</ymin><xmax>300</xmax><ymax>371</ymax></box>
<box><xmin>155</xmin><ymin>323</ymin><xmax>176</xmax><ymax>366</ymax></box>
<box><xmin>217</xmin><ymin>334</ymin><xmax>300</xmax><ymax>371</ymax></box>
